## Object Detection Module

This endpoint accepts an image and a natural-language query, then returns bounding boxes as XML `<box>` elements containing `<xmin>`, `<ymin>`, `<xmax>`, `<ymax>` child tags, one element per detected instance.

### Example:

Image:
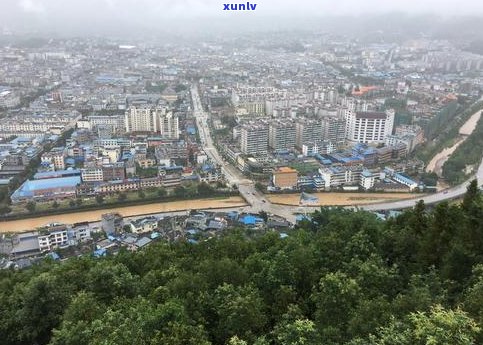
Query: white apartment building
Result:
<box><xmin>360</xmin><ymin>170</ymin><xmax>376</xmax><ymax>190</ymax></box>
<box><xmin>38</xmin><ymin>227</ymin><xmax>68</xmax><ymax>252</ymax></box>
<box><xmin>160</xmin><ymin>111</ymin><xmax>179</xmax><ymax>139</ymax></box>
<box><xmin>125</xmin><ymin>106</ymin><xmax>178</xmax><ymax>137</ymax></box>
<box><xmin>89</xmin><ymin>115</ymin><xmax>125</xmax><ymax>133</ymax></box>
<box><xmin>41</xmin><ymin>148</ymin><xmax>66</xmax><ymax>170</ymax></box>
<box><xmin>38</xmin><ymin>225</ymin><xmax>91</xmax><ymax>252</ymax></box>
<box><xmin>81</xmin><ymin>167</ymin><xmax>104</xmax><ymax>182</ymax></box>
<box><xmin>302</xmin><ymin>141</ymin><xmax>336</xmax><ymax>156</ymax></box>
<box><xmin>240</xmin><ymin>123</ymin><xmax>269</xmax><ymax>155</ymax></box>
<box><xmin>345</xmin><ymin>109</ymin><xmax>395</xmax><ymax>144</ymax></box>
<box><xmin>125</xmin><ymin>105</ymin><xmax>163</xmax><ymax>133</ymax></box>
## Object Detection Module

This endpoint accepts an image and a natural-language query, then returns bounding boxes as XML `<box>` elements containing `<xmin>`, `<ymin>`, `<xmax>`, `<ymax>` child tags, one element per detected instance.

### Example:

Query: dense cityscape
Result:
<box><xmin>0</xmin><ymin>1</ymin><xmax>482</xmax><ymax>344</ymax></box>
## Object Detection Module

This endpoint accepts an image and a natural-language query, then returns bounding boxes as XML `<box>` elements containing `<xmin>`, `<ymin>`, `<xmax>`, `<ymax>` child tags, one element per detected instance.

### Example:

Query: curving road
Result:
<box><xmin>191</xmin><ymin>85</ymin><xmax>482</xmax><ymax>222</ymax></box>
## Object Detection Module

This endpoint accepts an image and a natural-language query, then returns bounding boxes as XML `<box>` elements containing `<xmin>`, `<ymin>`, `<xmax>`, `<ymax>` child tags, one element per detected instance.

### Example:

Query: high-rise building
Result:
<box><xmin>321</xmin><ymin>117</ymin><xmax>346</xmax><ymax>145</ymax></box>
<box><xmin>240</xmin><ymin>123</ymin><xmax>269</xmax><ymax>155</ymax></box>
<box><xmin>160</xmin><ymin>111</ymin><xmax>179</xmax><ymax>139</ymax></box>
<box><xmin>125</xmin><ymin>105</ymin><xmax>158</xmax><ymax>133</ymax></box>
<box><xmin>125</xmin><ymin>106</ymin><xmax>166</xmax><ymax>133</ymax></box>
<box><xmin>125</xmin><ymin>106</ymin><xmax>178</xmax><ymax>138</ymax></box>
<box><xmin>295</xmin><ymin>118</ymin><xmax>323</xmax><ymax>149</ymax></box>
<box><xmin>345</xmin><ymin>109</ymin><xmax>395</xmax><ymax>144</ymax></box>
<box><xmin>269</xmin><ymin>119</ymin><xmax>296</xmax><ymax>151</ymax></box>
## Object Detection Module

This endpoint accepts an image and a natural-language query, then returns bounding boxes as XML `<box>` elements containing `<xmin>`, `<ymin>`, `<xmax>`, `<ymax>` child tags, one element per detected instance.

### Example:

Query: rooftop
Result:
<box><xmin>275</xmin><ymin>167</ymin><xmax>297</xmax><ymax>174</ymax></box>
<box><xmin>12</xmin><ymin>176</ymin><xmax>81</xmax><ymax>199</ymax></box>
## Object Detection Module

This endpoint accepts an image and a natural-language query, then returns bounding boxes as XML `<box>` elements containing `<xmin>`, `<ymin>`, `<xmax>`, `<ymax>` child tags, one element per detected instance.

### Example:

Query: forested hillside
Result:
<box><xmin>0</xmin><ymin>181</ymin><xmax>482</xmax><ymax>345</ymax></box>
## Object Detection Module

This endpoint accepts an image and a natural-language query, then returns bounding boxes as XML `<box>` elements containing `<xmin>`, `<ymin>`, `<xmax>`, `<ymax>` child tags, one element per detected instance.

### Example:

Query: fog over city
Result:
<box><xmin>1</xmin><ymin>0</ymin><xmax>483</xmax><ymax>36</ymax></box>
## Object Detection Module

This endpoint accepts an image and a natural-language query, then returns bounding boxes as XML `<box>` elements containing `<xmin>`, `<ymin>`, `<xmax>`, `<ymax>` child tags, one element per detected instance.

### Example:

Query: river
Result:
<box><xmin>0</xmin><ymin>197</ymin><xmax>247</xmax><ymax>233</ymax></box>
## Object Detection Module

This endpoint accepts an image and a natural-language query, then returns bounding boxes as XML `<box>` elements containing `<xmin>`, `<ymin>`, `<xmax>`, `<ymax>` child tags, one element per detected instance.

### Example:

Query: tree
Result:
<box><xmin>86</xmin><ymin>262</ymin><xmax>137</xmax><ymax>303</ymax></box>
<box><xmin>174</xmin><ymin>186</ymin><xmax>186</xmax><ymax>197</ymax></box>
<box><xmin>410</xmin><ymin>200</ymin><xmax>428</xmax><ymax>236</ymax></box>
<box><xmin>0</xmin><ymin>205</ymin><xmax>11</xmax><ymax>215</ymax></box>
<box><xmin>185</xmin><ymin>184</ymin><xmax>198</xmax><ymax>198</ymax></box>
<box><xmin>358</xmin><ymin>305</ymin><xmax>481</xmax><ymax>345</ymax></box>
<box><xmin>157</xmin><ymin>187</ymin><xmax>167</xmax><ymax>198</ymax></box>
<box><xmin>52</xmin><ymin>201</ymin><xmax>60</xmax><ymax>209</ymax></box>
<box><xmin>25</xmin><ymin>201</ymin><xmax>36</xmax><ymax>213</ymax></box>
<box><xmin>16</xmin><ymin>273</ymin><xmax>70</xmax><ymax>344</ymax></box>
<box><xmin>174</xmin><ymin>84</ymin><xmax>188</xmax><ymax>93</ymax></box>
<box><xmin>50</xmin><ymin>292</ymin><xmax>103</xmax><ymax>345</ymax></box>
<box><xmin>118</xmin><ymin>193</ymin><xmax>127</xmax><ymax>202</ymax></box>
<box><xmin>197</xmin><ymin>182</ymin><xmax>214</xmax><ymax>196</ymax></box>
<box><xmin>255</xmin><ymin>182</ymin><xmax>264</xmax><ymax>192</ymax></box>
<box><xmin>312</xmin><ymin>271</ymin><xmax>361</xmax><ymax>343</ymax></box>
<box><xmin>227</xmin><ymin>336</ymin><xmax>248</xmax><ymax>345</ymax></box>
<box><xmin>95</xmin><ymin>195</ymin><xmax>104</xmax><ymax>205</ymax></box>
<box><xmin>420</xmin><ymin>172</ymin><xmax>438</xmax><ymax>187</ymax></box>
<box><xmin>69</xmin><ymin>200</ymin><xmax>76</xmax><ymax>208</ymax></box>
<box><xmin>273</xmin><ymin>306</ymin><xmax>320</xmax><ymax>345</ymax></box>
<box><xmin>259</xmin><ymin>211</ymin><xmax>268</xmax><ymax>222</ymax></box>
<box><xmin>461</xmin><ymin>179</ymin><xmax>483</xmax><ymax>253</ymax></box>
<box><xmin>214</xmin><ymin>283</ymin><xmax>267</xmax><ymax>344</ymax></box>
<box><xmin>462</xmin><ymin>179</ymin><xmax>481</xmax><ymax>212</ymax></box>
<box><xmin>138</xmin><ymin>190</ymin><xmax>146</xmax><ymax>199</ymax></box>
<box><xmin>274</xmin><ymin>319</ymin><xmax>320</xmax><ymax>345</ymax></box>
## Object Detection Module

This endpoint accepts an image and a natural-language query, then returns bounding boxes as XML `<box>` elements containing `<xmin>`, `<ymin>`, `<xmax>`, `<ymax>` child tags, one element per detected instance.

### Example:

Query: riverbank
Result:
<box><xmin>0</xmin><ymin>196</ymin><xmax>247</xmax><ymax>233</ymax></box>
<box><xmin>267</xmin><ymin>192</ymin><xmax>420</xmax><ymax>207</ymax></box>
<box><xmin>426</xmin><ymin>106</ymin><xmax>482</xmax><ymax>176</ymax></box>
<box><xmin>426</xmin><ymin>97</ymin><xmax>483</xmax><ymax>177</ymax></box>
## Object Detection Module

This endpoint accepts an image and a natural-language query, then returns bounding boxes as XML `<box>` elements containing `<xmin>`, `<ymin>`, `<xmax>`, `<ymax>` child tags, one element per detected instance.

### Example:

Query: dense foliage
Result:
<box><xmin>424</xmin><ymin>101</ymin><xmax>460</xmax><ymax>141</ymax></box>
<box><xmin>443</xmin><ymin>113</ymin><xmax>483</xmax><ymax>184</ymax></box>
<box><xmin>417</xmin><ymin>101</ymin><xmax>482</xmax><ymax>163</ymax></box>
<box><xmin>1</xmin><ymin>181</ymin><xmax>482</xmax><ymax>345</ymax></box>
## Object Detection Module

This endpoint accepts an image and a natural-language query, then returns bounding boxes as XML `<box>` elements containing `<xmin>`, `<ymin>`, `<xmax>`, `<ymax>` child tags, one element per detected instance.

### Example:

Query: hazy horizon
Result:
<box><xmin>0</xmin><ymin>0</ymin><xmax>482</xmax><ymax>39</ymax></box>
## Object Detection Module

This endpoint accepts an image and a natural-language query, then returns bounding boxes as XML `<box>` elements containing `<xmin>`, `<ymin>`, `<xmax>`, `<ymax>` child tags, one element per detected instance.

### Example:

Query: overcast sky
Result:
<box><xmin>1</xmin><ymin>0</ymin><xmax>482</xmax><ymax>35</ymax></box>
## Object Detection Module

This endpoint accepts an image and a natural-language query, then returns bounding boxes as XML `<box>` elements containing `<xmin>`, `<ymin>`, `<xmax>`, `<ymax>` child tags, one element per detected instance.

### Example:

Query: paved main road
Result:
<box><xmin>191</xmin><ymin>84</ymin><xmax>483</xmax><ymax>223</ymax></box>
<box><xmin>361</xmin><ymin>159</ymin><xmax>483</xmax><ymax>211</ymax></box>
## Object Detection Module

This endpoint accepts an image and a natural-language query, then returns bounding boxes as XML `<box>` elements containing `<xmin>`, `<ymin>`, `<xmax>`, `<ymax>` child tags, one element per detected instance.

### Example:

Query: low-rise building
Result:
<box><xmin>360</xmin><ymin>170</ymin><xmax>376</xmax><ymax>190</ymax></box>
<box><xmin>130</xmin><ymin>216</ymin><xmax>159</xmax><ymax>234</ymax></box>
<box><xmin>319</xmin><ymin>165</ymin><xmax>363</xmax><ymax>189</ymax></box>
<box><xmin>272</xmin><ymin>167</ymin><xmax>298</xmax><ymax>190</ymax></box>
<box><xmin>101</xmin><ymin>213</ymin><xmax>124</xmax><ymax>236</ymax></box>
<box><xmin>38</xmin><ymin>224</ymin><xmax>69</xmax><ymax>252</ymax></box>
<box><xmin>81</xmin><ymin>167</ymin><xmax>104</xmax><ymax>183</ymax></box>
<box><xmin>11</xmin><ymin>176</ymin><xmax>81</xmax><ymax>203</ymax></box>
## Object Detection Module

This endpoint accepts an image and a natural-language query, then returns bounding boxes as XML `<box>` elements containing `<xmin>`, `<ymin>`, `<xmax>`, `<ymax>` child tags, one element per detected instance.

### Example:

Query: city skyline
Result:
<box><xmin>1</xmin><ymin>0</ymin><xmax>483</xmax><ymax>36</ymax></box>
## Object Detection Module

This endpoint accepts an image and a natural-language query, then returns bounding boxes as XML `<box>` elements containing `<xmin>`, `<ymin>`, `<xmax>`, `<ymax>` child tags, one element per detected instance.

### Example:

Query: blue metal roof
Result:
<box><xmin>394</xmin><ymin>173</ymin><xmax>417</xmax><ymax>185</ymax></box>
<box><xmin>93</xmin><ymin>248</ymin><xmax>107</xmax><ymax>257</ymax></box>
<box><xmin>240</xmin><ymin>215</ymin><xmax>264</xmax><ymax>225</ymax></box>
<box><xmin>34</xmin><ymin>169</ymin><xmax>81</xmax><ymax>180</ymax></box>
<box><xmin>12</xmin><ymin>176</ymin><xmax>81</xmax><ymax>198</ymax></box>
